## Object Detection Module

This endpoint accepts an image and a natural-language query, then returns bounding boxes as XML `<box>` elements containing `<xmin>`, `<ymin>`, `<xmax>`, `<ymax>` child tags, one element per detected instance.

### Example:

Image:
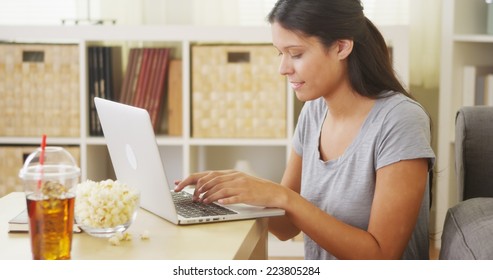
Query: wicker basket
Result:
<box><xmin>191</xmin><ymin>44</ymin><xmax>286</xmax><ymax>138</ymax></box>
<box><xmin>0</xmin><ymin>43</ymin><xmax>80</xmax><ymax>137</ymax></box>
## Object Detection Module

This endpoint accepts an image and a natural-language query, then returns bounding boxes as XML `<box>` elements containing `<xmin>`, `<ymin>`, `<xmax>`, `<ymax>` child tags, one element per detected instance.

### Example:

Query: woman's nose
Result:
<box><xmin>278</xmin><ymin>56</ymin><xmax>293</xmax><ymax>76</ymax></box>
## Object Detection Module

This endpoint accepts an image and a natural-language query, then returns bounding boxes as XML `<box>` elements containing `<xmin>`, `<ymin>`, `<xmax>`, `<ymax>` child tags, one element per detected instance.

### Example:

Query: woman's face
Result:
<box><xmin>271</xmin><ymin>22</ymin><xmax>350</xmax><ymax>102</ymax></box>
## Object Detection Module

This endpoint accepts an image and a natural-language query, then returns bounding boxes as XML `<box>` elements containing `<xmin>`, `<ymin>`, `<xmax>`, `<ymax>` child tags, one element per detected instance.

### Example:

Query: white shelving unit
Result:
<box><xmin>0</xmin><ymin>24</ymin><xmax>409</xmax><ymax>258</ymax></box>
<box><xmin>0</xmin><ymin>24</ymin><xmax>303</xmax><ymax>258</ymax></box>
<box><xmin>0</xmin><ymin>25</ymin><xmax>298</xmax><ymax>185</ymax></box>
<box><xmin>435</xmin><ymin>0</ymin><xmax>493</xmax><ymax>241</ymax></box>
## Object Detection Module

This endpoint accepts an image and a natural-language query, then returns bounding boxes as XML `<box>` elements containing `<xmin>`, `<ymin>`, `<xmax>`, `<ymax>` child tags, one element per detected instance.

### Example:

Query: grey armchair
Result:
<box><xmin>439</xmin><ymin>106</ymin><xmax>493</xmax><ymax>259</ymax></box>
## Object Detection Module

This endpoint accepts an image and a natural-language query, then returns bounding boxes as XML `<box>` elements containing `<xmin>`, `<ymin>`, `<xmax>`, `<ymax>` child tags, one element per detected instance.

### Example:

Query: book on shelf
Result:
<box><xmin>8</xmin><ymin>209</ymin><xmax>81</xmax><ymax>233</ymax></box>
<box><xmin>484</xmin><ymin>74</ymin><xmax>493</xmax><ymax>106</ymax></box>
<box><xmin>462</xmin><ymin>65</ymin><xmax>493</xmax><ymax>106</ymax></box>
<box><xmin>104</xmin><ymin>46</ymin><xmax>123</xmax><ymax>102</ymax></box>
<box><xmin>149</xmin><ymin>48</ymin><xmax>171</xmax><ymax>132</ymax></box>
<box><xmin>167</xmin><ymin>59</ymin><xmax>183</xmax><ymax>136</ymax></box>
<box><xmin>132</xmin><ymin>48</ymin><xmax>153</xmax><ymax>109</ymax></box>
<box><xmin>128</xmin><ymin>48</ymin><xmax>144</xmax><ymax>105</ymax></box>
<box><xmin>95</xmin><ymin>46</ymin><xmax>105</xmax><ymax>135</ymax></box>
<box><xmin>119</xmin><ymin>48</ymin><xmax>135</xmax><ymax>105</ymax></box>
<box><xmin>143</xmin><ymin>48</ymin><xmax>160</xmax><ymax>115</ymax></box>
<box><xmin>119</xmin><ymin>47</ymin><xmax>135</xmax><ymax>105</ymax></box>
<box><xmin>488</xmin><ymin>1</ymin><xmax>493</xmax><ymax>35</ymax></box>
<box><xmin>87</xmin><ymin>46</ymin><xmax>122</xmax><ymax>136</ymax></box>
<box><xmin>119</xmin><ymin>47</ymin><xmax>171</xmax><ymax>132</ymax></box>
<box><xmin>87</xmin><ymin>46</ymin><xmax>98</xmax><ymax>136</ymax></box>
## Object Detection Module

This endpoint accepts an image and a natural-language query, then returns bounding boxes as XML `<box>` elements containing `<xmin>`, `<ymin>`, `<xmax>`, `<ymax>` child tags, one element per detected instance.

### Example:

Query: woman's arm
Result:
<box><xmin>281</xmin><ymin>158</ymin><xmax>428</xmax><ymax>259</ymax></box>
<box><xmin>173</xmin><ymin>149</ymin><xmax>303</xmax><ymax>240</ymax></box>
<box><xmin>174</xmin><ymin>154</ymin><xmax>429</xmax><ymax>259</ymax></box>
<box><xmin>268</xmin><ymin>149</ymin><xmax>302</xmax><ymax>240</ymax></box>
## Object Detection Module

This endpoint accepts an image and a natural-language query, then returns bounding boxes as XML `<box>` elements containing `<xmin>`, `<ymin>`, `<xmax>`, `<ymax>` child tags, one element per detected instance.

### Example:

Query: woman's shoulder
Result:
<box><xmin>377</xmin><ymin>92</ymin><xmax>428</xmax><ymax>118</ymax></box>
<box><xmin>371</xmin><ymin>92</ymin><xmax>431</xmax><ymax>136</ymax></box>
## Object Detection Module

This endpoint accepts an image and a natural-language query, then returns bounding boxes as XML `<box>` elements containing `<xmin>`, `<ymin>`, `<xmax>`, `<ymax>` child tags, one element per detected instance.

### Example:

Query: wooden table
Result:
<box><xmin>0</xmin><ymin>192</ymin><xmax>268</xmax><ymax>260</ymax></box>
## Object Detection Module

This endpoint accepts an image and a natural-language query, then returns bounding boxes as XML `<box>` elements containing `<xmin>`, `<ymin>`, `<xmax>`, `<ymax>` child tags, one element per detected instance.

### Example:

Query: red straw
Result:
<box><xmin>37</xmin><ymin>134</ymin><xmax>47</xmax><ymax>189</ymax></box>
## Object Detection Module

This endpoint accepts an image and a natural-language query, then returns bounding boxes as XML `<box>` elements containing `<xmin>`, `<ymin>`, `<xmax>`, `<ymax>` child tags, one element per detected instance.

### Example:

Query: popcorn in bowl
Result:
<box><xmin>75</xmin><ymin>179</ymin><xmax>140</xmax><ymax>238</ymax></box>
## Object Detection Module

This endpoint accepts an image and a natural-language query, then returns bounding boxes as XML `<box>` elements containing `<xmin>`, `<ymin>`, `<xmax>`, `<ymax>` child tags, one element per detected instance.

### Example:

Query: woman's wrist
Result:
<box><xmin>275</xmin><ymin>184</ymin><xmax>294</xmax><ymax>211</ymax></box>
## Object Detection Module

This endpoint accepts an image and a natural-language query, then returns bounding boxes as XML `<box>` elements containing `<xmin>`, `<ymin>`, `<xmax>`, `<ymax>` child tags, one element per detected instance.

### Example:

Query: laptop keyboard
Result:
<box><xmin>171</xmin><ymin>191</ymin><xmax>237</xmax><ymax>218</ymax></box>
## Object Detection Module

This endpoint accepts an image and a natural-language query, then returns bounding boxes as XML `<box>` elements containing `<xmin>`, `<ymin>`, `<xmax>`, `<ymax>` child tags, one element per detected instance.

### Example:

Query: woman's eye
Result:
<box><xmin>276</xmin><ymin>51</ymin><xmax>302</xmax><ymax>58</ymax></box>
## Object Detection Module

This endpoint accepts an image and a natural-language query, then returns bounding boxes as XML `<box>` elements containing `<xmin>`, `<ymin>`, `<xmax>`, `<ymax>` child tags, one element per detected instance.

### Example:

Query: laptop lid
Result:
<box><xmin>94</xmin><ymin>97</ymin><xmax>285</xmax><ymax>225</ymax></box>
<box><xmin>94</xmin><ymin>97</ymin><xmax>179</xmax><ymax>224</ymax></box>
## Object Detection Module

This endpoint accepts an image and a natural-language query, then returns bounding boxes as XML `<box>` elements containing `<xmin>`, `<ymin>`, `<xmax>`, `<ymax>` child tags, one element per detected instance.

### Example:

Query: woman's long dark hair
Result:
<box><xmin>269</xmin><ymin>0</ymin><xmax>435</xmax><ymax>207</ymax></box>
<box><xmin>267</xmin><ymin>0</ymin><xmax>410</xmax><ymax>99</ymax></box>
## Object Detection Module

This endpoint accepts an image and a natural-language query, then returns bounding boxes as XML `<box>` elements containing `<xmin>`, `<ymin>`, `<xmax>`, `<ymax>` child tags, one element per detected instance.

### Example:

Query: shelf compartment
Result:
<box><xmin>0</xmin><ymin>43</ymin><xmax>80</xmax><ymax>138</ymax></box>
<box><xmin>190</xmin><ymin>145</ymin><xmax>287</xmax><ymax>183</ymax></box>
<box><xmin>191</xmin><ymin>44</ymin><xmax>287</xmax><ymax>139</ymax></box>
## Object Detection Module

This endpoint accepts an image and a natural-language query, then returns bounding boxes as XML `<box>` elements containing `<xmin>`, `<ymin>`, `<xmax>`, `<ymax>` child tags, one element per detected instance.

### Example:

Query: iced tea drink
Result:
<box><xmin>19</xmin><ymin>146</ymin><xmax>80</xmax><ymax>260</ymax></box>
<box><xmin>27</xmin><ymin>189</ymin><xmax>75</xmax><ymax>260</ymax></box>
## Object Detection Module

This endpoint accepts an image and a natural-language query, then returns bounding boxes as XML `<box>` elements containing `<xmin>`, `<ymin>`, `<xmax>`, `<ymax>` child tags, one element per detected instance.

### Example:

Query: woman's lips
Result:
<box><xmin>290</xmin><ymin>81</ymin><xmax>304</xmax><ymax>90</ymax></box>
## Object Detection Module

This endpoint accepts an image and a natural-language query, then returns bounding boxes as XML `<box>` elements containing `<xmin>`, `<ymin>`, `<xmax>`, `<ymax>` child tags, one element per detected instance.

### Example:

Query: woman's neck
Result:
<box><xmin>323</xmin><ymin>89</ymin><xmax>375</xmax><ymax>121</ymax></box>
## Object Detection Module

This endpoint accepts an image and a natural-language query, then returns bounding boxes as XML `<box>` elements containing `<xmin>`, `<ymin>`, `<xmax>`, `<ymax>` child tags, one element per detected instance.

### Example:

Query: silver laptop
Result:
<box><xmin>94</xmin><ymin>97</ymin><xmax>285</xmax><ymax>225</ymax></box>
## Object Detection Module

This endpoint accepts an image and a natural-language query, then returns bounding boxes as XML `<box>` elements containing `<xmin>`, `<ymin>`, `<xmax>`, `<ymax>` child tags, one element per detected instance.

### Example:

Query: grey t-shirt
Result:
<box><xmin>292</xmin><ymin>92</ymin><xmax>435</xmax><ymax>260</ymax></box>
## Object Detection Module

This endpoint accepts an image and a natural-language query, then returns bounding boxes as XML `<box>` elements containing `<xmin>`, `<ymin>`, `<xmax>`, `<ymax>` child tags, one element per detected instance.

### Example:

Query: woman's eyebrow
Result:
<box><xmin>273</xmin><ymin>44</ymin><xmax>304</xmax><ymax>51</ymax></box>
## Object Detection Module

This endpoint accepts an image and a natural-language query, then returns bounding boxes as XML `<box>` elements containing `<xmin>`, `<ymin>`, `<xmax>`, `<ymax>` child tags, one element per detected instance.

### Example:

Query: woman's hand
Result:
<box><xmin>174</xmin><ymin>170</ymin><xmax>288</xmax><ymax>208</ymax></box>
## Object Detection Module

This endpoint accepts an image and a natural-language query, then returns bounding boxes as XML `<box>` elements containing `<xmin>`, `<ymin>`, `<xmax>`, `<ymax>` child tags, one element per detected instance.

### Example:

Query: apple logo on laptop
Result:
<box><xmin>125</xmin><ymin>144</ymin><xmax>138</xmax><ymax>170</ymax></box>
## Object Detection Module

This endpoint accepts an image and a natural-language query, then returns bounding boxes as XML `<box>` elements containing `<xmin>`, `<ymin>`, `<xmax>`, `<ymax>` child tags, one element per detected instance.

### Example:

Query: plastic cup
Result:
<box><xmin>19</xmin><ymin>146</ymin><xmax>80</xmax><ymax>260</ymax></box>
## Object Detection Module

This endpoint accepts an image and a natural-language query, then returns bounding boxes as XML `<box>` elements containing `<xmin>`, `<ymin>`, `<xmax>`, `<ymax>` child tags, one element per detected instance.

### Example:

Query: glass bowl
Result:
<box><xmin>74</xmin><ymin>179</ymin><xmax>140</xmax><ymax>238</ymax></box>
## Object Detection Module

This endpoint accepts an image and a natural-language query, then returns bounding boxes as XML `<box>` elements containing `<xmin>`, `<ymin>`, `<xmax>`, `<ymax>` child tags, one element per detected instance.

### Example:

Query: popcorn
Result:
<box><xmin>122</xmin><ymin>232</ymin><xmax>132</xmax><ymax>241</ymax></box>
<box><xmin>75</xmin><ymin>179</ymin><xmax>140</xmax><ymax>229</ymax></box>
<box><xmin>114</xmin><ymin>232</ymin><xmax>124</xmax><ymax>240</ymax></box>
<box><xmin>108</xmin><ymin>235</ymin><xmax>120</xmax><ymax>246</ymax></box>
<box><xmin>108</xmin><ymin>232</ymin><xmax>133</xmax><ymax>246</ymax></box>
<box><xmin>140</xmin><ymin>230</ymin><xmax>150</xmax><ymax>240</ymax></box>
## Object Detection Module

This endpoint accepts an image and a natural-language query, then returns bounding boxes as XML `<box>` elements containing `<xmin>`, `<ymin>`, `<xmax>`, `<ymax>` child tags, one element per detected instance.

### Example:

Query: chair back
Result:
<box><xmin>439</xmin><ymin>106</ymin><xmax>493</xmax><ymax>260</ymax></box>
<box><xmin>455</xmin><ymin>106</ymin><xmax>493</xmax><ymax>201</ymax></box>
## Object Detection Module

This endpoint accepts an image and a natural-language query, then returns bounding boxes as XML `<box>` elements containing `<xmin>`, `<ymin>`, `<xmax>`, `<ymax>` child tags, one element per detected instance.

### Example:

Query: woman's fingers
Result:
<box><xmin>200</xmin><ymin>176</ymin><xmax>261</xmax><ymax>205</ymax></box>
<box><xmin>193</xmin><ymin>171</ymin><xmax>240</xmax><ymax>199</ymax></box>
<box><xmin>201</xmin><ymin>184</ymin><xmax>243</xmax><ymax>204</ymax></box>
<box><xmin>173</xmin><ymin>171</ymin><xmax>210</xmax><ymax>192</ymax></box>
<box><xmin>174</xmin><ymin>170</ymin><xmax>238</xmax><ymax>196</ymax></box>
<box><xmin>174</xmin><ymin>170</ymin><xmax>280</xmax><ymax>207</ymax></box>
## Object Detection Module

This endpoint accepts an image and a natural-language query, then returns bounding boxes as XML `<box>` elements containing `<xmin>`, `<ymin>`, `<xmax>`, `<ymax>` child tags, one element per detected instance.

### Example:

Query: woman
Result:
<box><xmin>175</xmin><ymin>0</ymin><xmax>435</xmax><ymax>260</ymax></box>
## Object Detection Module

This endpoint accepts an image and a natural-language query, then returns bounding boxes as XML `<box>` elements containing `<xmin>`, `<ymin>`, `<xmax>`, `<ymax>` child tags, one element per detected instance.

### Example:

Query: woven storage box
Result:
<box><xmin>191</xmin><ymin>44</ymin><xmax>286</xmax><ymax>138</ymax></box>
<box><xmin>0</xmin><ymin>43</ymin><xmax>80</xmax><ymax>137</ymax></box>
<box><xmin>0</xmin><ymin>146</ymin><xmax>80</xmax><ymax>198</ymax></box>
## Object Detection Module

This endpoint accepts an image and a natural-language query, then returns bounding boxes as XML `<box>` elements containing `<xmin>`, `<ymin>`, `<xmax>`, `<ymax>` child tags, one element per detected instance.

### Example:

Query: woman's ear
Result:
<box><xmin>336</xmin><ymin>39</ymin><xmax>353</xmax><ymax>60</ymax></box>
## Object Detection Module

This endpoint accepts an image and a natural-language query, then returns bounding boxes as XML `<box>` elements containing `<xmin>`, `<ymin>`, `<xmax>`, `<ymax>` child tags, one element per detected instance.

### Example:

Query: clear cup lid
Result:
<box><xmin>19</xmin><ymin>146</ymin><xmax>80</xmax><ymax>181</ymax></box>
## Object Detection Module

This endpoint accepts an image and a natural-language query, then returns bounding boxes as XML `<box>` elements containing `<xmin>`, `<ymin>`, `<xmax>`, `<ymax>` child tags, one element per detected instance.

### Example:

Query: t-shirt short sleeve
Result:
<box><xmin>375</xmin><ymin>99</ymin><xmax>435</xmax><ymax>170</ymax></box>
